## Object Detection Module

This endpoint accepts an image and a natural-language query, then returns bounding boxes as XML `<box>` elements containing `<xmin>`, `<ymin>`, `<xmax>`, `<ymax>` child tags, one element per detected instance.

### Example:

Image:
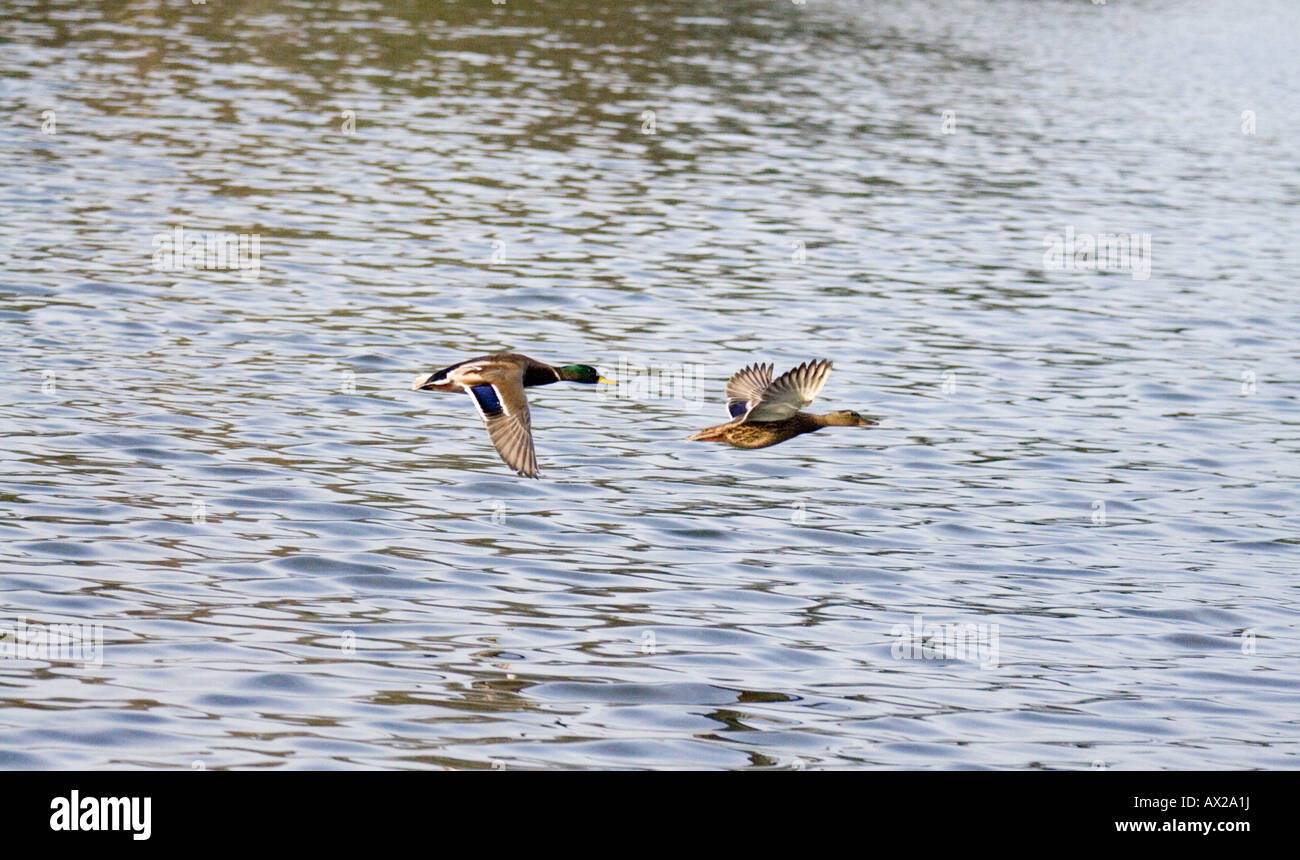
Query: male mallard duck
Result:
<box><xmin>411</xmin><ymin>352</ymin><xmax>610</xmax><ymax>478</ymax></box>
<box><xmin>686</xmin><ymin>359</ymin><xmax>877</xmax><ymax>449</ymax></box>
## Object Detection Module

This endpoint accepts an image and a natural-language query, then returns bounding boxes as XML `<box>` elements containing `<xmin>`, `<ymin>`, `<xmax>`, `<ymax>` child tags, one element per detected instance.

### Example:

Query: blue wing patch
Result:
<box><xmin>728</xmin><ymin>402</ymin><xmax>748</xmax><ymax>418</ymax></box>
<box><xmin>469</xmin><ymin>384</ymin><xmax>503</xmax><ymax>415</ymax></box>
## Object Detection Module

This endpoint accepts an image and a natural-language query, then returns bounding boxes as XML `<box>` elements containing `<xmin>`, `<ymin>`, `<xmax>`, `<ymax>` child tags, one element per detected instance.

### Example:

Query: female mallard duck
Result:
<box><xmin>686</xmin><ymin>359</ymin><xmax>877</xmax><ymax>449</ymax></box>
<box><xmin>411</xmin><ymin>352</ymin><xmax>610</xmax><ymax>478</ymax></box>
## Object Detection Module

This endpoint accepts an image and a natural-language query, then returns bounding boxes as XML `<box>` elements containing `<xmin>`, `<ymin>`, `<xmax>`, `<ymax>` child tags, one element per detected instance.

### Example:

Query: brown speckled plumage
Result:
<box><xmin>689</xmin><ymin>410</ymin><xmax>874</xmax><ymax>448</ymax></box>
<box><xmin>688</xmin><ymin>359</ymin><xmax>877</xmax><ymax>449</ymax></box>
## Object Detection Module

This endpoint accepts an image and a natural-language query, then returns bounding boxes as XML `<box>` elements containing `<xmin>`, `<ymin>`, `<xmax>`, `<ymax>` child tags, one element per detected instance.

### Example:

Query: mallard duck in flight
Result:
<box><xmin>411</xmin><ymin>352</ymin><xmax>611</xmax><ymax>478</ymax></box>
<box><xmin>686</xmin><ymin>359</ymin><xmax>877</xmax><ymax>449</ymax></box>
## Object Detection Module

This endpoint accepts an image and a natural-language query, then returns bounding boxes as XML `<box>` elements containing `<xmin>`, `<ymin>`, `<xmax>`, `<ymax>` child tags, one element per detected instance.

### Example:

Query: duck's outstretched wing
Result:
<box><xmin>743</xmin><ymin>359</ymin><xmax>833</xmax><ymax>422</ymax></box>
<box><xmin>463</xmin><ymin>379</ymin><xmax>538</xmax><ymax>478</ymax></box>
<box><xmin>724</xmin><ymin>363</ymin><xmax>773</xmax><ymax>418</ymax></box>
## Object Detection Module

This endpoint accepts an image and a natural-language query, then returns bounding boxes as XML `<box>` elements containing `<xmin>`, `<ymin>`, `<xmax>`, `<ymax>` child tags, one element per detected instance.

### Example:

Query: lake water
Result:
<box><xmin>1</xmin><ymin>0</ymin><xmax>1298</xmax><ymax>769</ymax></box>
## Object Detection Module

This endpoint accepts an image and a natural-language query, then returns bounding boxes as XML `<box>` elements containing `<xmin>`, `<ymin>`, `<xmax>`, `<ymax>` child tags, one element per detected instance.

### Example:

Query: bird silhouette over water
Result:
<box><xmin>411</xmin><ymin>352</ymin><xmax>610</xmax><ymax>478</ymax></box>
<box><xmin>687</xmin><ymin>359</ymin><xmax>877</xmax><ymax>449</ymax></box>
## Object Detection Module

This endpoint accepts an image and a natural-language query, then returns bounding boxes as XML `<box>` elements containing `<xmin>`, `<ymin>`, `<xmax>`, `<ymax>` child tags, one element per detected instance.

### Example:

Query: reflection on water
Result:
<box><xmin>1</xmin><ymin>0</ymin><xmax>1298</xmax><ymax>768</ymax></box>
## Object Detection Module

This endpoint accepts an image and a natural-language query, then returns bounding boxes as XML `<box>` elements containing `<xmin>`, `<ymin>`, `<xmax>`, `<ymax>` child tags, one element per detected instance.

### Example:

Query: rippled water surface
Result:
<box><xmin>2</xmin><ymin>0</ymin><xmax>1299</xmax><ymax>769</ymax></box>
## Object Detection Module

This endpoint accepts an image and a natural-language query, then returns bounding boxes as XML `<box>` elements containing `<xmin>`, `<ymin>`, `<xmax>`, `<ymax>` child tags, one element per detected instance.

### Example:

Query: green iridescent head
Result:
<box><xmin>557</xmin><ymin>364</ymin><xmax>612</xmax><ymax>385</ymax></box>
